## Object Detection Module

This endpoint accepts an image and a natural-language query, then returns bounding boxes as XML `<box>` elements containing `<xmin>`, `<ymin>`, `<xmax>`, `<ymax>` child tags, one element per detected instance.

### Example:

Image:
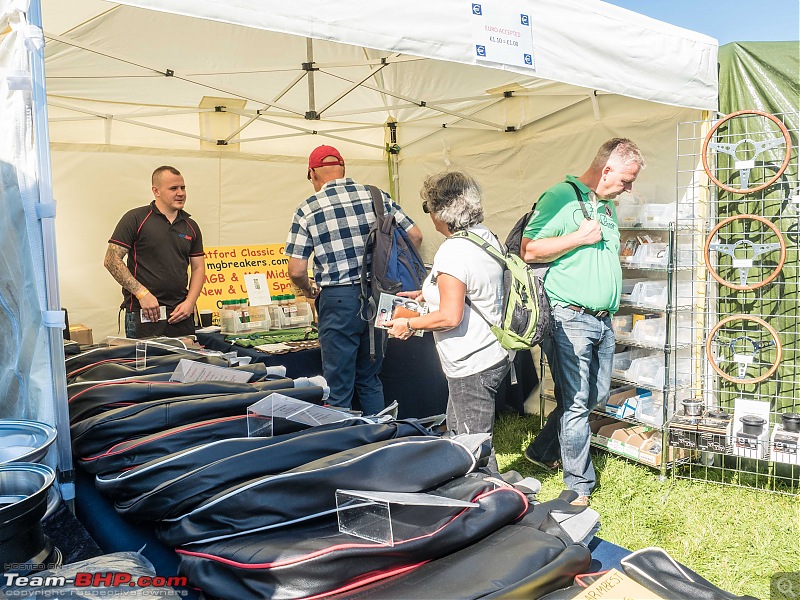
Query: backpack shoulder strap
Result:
<box><xmin>446</xmin><ymin>230</ymin><xmax>505</xmax><ymax>329</ymax></box>
<box><xmin>566</xmin><ymin>180</ymin><xmax>590</xmax><ymax>220</ymax></box>
<box><xmin>366</xmin><ymin>185</ymin><xmax>385</xmax><ymax>218</ymax></box>
<box><xmin>449</xmin><ymin>230</ymin><xmax>506</xmax><ymax>268</ymax></box>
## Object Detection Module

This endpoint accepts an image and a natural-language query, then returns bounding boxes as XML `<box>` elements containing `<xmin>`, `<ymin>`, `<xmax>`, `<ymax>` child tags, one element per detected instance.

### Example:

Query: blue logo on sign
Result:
<box><xmin>524</xmin><ymin>53</ymin><xmax>532</xmax><ymax>65</ymax></box>
<box><xmin>476</xmin><ymin>45</ymin><xmax>486</xmax><ymax>57</ymax></box>
<box><xmin>472</xmin><ymin>3</ymin><xmax>482</xmax><ymax>15</ymax></box>
<box><xmin>520</xmin><ymin>14</ymin><xmax>529</xmax><ymax>26</ymax></box>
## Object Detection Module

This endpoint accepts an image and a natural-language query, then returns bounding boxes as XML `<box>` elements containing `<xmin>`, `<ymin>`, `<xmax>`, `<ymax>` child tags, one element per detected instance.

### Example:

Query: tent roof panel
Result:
<box><xmin>103</xmin><ymin>0</ymin><xmax>717</xmax><ymax>109</ymax></box>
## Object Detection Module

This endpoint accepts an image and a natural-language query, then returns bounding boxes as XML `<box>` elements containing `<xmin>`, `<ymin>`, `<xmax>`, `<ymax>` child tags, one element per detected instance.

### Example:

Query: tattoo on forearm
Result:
<box><xmin>104</xmin><ymin>245</ymin><xmax>145</xmax><ymax>294</ymax></box>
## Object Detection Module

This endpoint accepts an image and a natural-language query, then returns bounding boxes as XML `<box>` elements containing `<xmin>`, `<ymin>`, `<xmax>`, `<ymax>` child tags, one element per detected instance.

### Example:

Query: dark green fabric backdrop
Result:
<box><xmin>714</xmin><ymin>43</ymin><xmax>799</xmax><ymax>410</ymax></box>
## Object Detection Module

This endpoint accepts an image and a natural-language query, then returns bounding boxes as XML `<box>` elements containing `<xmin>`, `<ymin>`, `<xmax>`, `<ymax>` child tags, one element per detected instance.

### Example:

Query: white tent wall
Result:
<box><xmin>400</xmin><ymin>97</ymin><xmax>702</xmax><ymax>260</ymax></box>
<box><xmin>53</xmin><ymin>94</ymin><xmax>701</xmax><ymax>340</ymax></box>
<box><xmin>52</xmin><ymin>146</ymin><xmax>391</xmax><ymax>339</ymax></box>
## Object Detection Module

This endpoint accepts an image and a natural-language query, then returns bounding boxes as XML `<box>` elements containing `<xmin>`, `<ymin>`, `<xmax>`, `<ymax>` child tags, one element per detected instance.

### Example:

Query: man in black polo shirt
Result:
<box><xmin>104</xmin><ymin>165</ymin><xmax>205</xmax><ymax>338</ymax></box>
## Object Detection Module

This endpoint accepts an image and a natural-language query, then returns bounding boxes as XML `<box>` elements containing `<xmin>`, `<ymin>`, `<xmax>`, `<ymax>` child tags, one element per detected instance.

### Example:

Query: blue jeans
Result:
<box><xmin>317</xmin><ymin>285</ymin><xmax>385</xmax><ymax>415</ymax></box>
<box><xmin>446</xmin><ymin>357</ymin><xmax>511</xmax><ymax>472</ymax></box>
<box><xmin>529</xmin><ymin>304</ymin><xmax>615</xmax><ymax>496</ymax></box>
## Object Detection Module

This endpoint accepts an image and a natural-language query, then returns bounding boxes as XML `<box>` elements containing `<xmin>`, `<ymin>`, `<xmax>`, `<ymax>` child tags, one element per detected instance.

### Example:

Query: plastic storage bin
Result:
<box><xmin>220</xmin><ymin>304</ymin><xmax>271</xmax><ymax>334</ymax></box>
<box><xmin>631</xmin><ymin>316</ymin><xmax>667</xmax><ymax>345</ymax></box>
<box><xmin>625</xmin><ymin>351</ymin><xmax>691</xmax><ymax>389</ymax></box>
<box><xmin>635</xmin><ymin>389</ymin><xmax>691</xmax><ymax>427</ymax></box>
<box><xmin>640</xmin><ymin>203</ymin><xmax>673</xmax><ymax>228</ymax></box>
<box><xmin>269</xmin><ymin>300</ymin><xmax>314</xmax><ymax>329</ymax></box>
<box><xmin>630</xmin><ymin>242</ymin><xmax>668</xmax><ymax>267</ymax></box>
<box><xmin>612</xmin><ymin>314</ymin><xmax>633</xmax><ymax>340</ymax></box>
<box><xmin>631</xmin><ymin>314</ymin><xmax>691</xmax><ymax>346</ymax></box>
<box><xmin>621</xmin><ymin>278</ymin><xmax>649</xmax><ymax>303</ymax></box>
<box><xmin>615</xmin><ymin>205</ymin><xmax>642</xmax><ymax>228</ymax></box>
<box><xmin>612</xmin><ymin>348</ymin><xmax>657</xmax><ymax>381</ymax></box>
<box><xmin>291</xmin><ymin>301</ymin><xmax>314</xmax><ymax>326</ymax></box>
<box><xmin>629</xmin><ymin>281</ymin><xmax>668</xmax><ymax>308</ymax></box>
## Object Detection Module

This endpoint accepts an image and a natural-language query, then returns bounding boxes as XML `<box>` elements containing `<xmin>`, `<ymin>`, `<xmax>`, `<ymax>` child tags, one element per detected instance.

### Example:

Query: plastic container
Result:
<box><xmin>630</xmin><ymin>242</ymin><xmax>669</xmax><ymax>267</ymax></box>
<box><xmin>634</xmin><ymin>389</ymin><xmax>689</xmax><ymax>427</ymax></box>
<box><xmin>621</xmin><ymin>278</ymin><xmax>649</xmax><ymax>302</ymax></box>
<box><xmin>283</xmin><ymin>294</ymin><xmax>299</xmax><ymax>322</ymax></box>
<box><xmin>220</xmin><ymin>300</ymin><xmax>270</xmax><ymax>334</ymax></box>
<box><xmin>629</xmin><ymin>281</ymin><xmax>668</xmax><ymax>308</ymax></box>
<box><xmin>631</xmin><ymin>315</ymin><xmax>667</xmax><ymax>345</ymax></box>
<box><xmin>640</xmin><ymin>203</ymin><xmax>673</xmax><ymax>228</ymax></box>
<box><xmin>292</xmin><ymin>301</ymin><xmax>314</xmax><ymax>326</ymax></box>
<box><xmin>615</xmin><ymin>204</ymin><xmax>643</xmax><ymax>228</ymax></box>
<box><xmin>219</xmin><ymin>304</ymin><xmax>240</xmax><ymax>334</ymax></box>
<box><xmin>269</xmin><ymin>304</ymin><xmax>289</xmax><ymax>329</ymax></box>
<box><xmin>612</xmin><ymin>314</ymin><xmax>633</xmax><ymax>340</ymax></box>
<box><xmin>613</xmin><ymin>348</ymin><xmax>655</xmax><ymax>381</ymax></box>
<box><xmin>626</xmin><ymin>351</ymin><xmax>691</xmax><ymax>388</ymax></box>
<box><xmin>612</xmin><ymin>350</ymin><xmax>635</xmax><ymax>378</ymax></box>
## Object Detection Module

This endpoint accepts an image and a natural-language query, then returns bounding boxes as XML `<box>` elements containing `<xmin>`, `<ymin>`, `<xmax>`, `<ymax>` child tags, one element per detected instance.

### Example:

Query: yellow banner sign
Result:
<box><xmin>197</xmin><ymin>244</ymin><xmax>293</xmax><ymax>321</ymax></box>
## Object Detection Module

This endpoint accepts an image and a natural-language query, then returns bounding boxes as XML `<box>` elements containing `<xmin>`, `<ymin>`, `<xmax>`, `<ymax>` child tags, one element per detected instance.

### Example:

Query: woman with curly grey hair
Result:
<box><xmin>385</xmin><ymin>171</ymin><xmax>510</xmax><ymax>470</ymax></box>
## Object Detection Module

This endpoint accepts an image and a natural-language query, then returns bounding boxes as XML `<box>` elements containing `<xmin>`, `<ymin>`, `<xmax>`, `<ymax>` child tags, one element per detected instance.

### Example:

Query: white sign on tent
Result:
<box><xmin>470</xmin><ymin>0</ymin><xmax>536</xmax><ymax>69</ymax></box>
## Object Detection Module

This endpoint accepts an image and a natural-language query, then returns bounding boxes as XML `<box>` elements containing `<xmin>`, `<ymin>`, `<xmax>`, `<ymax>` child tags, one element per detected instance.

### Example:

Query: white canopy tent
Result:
<box><xmin>0</xmin><ymin>0</ymin><xmax>717</xmax><ymax>497</ymax></box>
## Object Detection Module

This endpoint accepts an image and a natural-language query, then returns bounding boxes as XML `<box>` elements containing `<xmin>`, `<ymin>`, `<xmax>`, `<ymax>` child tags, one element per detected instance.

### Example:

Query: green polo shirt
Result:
<box><xmin>522</xmin><ymin>176</ymin><xmax>621</xmax><ymax>313</ymax></box>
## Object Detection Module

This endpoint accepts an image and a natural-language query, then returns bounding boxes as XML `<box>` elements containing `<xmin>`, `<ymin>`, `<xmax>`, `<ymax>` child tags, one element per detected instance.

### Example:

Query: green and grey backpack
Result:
<box><xmin>449</xmin><ymin>230</ymin><xmax>550</xmax><ymax>351</ymax></box>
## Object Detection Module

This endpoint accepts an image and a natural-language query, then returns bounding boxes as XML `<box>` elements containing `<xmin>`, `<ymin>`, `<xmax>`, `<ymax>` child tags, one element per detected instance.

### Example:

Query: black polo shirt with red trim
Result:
<box><xmin>108</xmin><ymin>201</ymin><xmax>204</xmax><ymax>311</ymax></box>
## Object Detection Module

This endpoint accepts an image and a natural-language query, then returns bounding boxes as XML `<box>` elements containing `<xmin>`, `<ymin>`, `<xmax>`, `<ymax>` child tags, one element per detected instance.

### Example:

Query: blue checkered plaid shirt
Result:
<box><xmin>285</xmin><ymin>178</ymin><xmax>416</xmax><ymax>287</ymax></box>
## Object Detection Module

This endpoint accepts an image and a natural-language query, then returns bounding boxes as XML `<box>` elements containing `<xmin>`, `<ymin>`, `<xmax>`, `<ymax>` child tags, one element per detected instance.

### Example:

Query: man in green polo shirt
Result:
<box><xmin>521</xmin><ymin>138</ymin><xmax>645</xmax><ymax>506</ymax></box>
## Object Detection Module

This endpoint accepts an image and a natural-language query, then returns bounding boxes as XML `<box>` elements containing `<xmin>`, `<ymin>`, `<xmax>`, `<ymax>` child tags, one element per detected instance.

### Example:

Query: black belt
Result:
<box><xmin>565</xmin><ymin>305</ymin><xmax>610</xmax><ymax>319</ymax></box>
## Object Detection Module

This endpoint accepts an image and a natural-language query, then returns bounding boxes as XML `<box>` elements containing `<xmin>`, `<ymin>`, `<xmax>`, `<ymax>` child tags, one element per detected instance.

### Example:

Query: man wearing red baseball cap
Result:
<box><xmin>306</xmin><ymin>145</ymin><xmax>345</xmax><ymax>181</ymax></box>
<box><xmin>286</xmin><ymin>145</ymin><xmax>422</xmax><ymax>414</ymax></box>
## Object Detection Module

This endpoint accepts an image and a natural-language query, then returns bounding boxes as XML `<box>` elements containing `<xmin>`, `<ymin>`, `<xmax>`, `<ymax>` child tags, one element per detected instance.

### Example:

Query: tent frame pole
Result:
<box><xmin>29</xmin><ymin>0</ymin><xmax>75</xmax><ymax>506</ymax></box>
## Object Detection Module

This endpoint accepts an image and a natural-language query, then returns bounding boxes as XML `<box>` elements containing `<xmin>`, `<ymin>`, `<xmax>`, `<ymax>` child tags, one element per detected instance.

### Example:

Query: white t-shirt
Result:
<box><xmin>422</xmin><ymin>224</ymin><xmax>508</xmax><ymax>378</ymax></box>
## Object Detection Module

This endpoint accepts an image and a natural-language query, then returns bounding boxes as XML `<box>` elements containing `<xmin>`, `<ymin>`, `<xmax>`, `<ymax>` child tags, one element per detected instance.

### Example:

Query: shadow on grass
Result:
<box><xmin>493</xmin><ymin>411</ymin><xmax>800</xmax><ymax>600</ymax></box>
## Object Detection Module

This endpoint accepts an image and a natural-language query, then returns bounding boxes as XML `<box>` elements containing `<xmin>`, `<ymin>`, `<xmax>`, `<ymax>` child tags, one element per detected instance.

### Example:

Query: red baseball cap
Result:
<box><xmin>307</xmin><ymin>145</ymin><xmax>345</xmax><ymax>179</ymax></box>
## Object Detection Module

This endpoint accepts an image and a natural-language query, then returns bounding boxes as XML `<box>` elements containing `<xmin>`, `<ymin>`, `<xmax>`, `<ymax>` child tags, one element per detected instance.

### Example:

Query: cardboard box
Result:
<box><xmin>732</xmin><ymin>398</ymin><xmax>771</xmax><ymax>460</ymax></box>
<box><xmin>608</xmin><ymin>425</ymin><xmax>649</xmax><ymax>458</ymax></box>
<box><xmin>68</xmin><ymin>324</ymin><xmax>93</xmax><ymax>346</ymax></box>
<box><xmin>597</xmin><ymin>422</ymin><xmax>628</xmax><ymax>441</ymax></box>
<box><xmin>623</xmin><ymin>429</ymin><xmax>656</xmax><ymax>459</ymax></box>
<box><xmin>667</xmin><ymin>412</ymin><xmax>700</xmax><ymax>450</ymax></box>
<box><xmin>771</xmin><ymin>426</ymin><xmax>799</xmax><ymax>465</ymax></box>
<box><xmin>589</xmin><ymin>415</ymin><xmax>616</xmax><ymax>432</ymax></box>
<box><xmin>605</xmin><ymin>386</ymin><xmax>650</xmax><ymax>419</ymax></box>
<box><xmin>569</xmin><ymin>568</ymin><xmax>663</xmax><ymax>600</ymax></box>
<box><xmin>697</xmin><ymin>410</ymin><xmax>732</xmax><ymax>453</ymax></box>
<box><xmin>639</xmin><ymin>435</ymin><xmax>686</xmax><ymax>467</ymax></box>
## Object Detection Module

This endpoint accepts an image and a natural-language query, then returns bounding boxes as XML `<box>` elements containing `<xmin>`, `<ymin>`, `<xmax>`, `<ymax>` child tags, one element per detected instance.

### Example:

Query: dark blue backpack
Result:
<box><xmin>360</xmin><ymin>185</ymin><xmax>427</xmax><ymax>359</ymax></box>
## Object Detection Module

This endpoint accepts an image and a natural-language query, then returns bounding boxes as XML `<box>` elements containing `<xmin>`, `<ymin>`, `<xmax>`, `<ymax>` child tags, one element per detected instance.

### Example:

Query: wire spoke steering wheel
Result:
<box><xmin>702</xmin><ymin>110</ymin><xmax>792</xmax><ymax>195</ymax></box>
<box><xmin>706</xmin><ymin>314</ymin><xmax>782</xmax><ymax>384</ymax></box>
<box><xmin>704</xmin><ymin>214</ymin><xmax>786</xmax><ymax>291</ymax></box>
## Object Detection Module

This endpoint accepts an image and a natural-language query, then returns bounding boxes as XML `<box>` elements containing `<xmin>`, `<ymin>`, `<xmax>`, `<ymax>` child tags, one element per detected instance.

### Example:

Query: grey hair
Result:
<box><xmin>420</xmin><ymin>171</ymin><xmax>484</xmax><ymax>232</ymax></box>
<box><xmin>591</xmin><ymin>138</ymin><xmax>646</xmax><ymax>170</ymax></box>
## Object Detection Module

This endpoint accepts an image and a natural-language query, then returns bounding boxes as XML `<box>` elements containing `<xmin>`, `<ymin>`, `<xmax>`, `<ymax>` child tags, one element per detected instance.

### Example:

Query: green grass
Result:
<box><xmin>494</xmin><ymin>412</ymin><xmax>800</xmax><ymax>599</ymax></box>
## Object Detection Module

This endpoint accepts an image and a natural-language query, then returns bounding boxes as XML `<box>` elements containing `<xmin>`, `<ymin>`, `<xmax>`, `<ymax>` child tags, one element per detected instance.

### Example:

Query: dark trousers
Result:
<box><xmin>317</xmin><ymin>285</ymin><xmax>385</xmax><ymax>415</ymax></box>
<box><xmin>446</xmin><ymin>357</ymin><xmax>511</xmax><ymax>472</ymax></box>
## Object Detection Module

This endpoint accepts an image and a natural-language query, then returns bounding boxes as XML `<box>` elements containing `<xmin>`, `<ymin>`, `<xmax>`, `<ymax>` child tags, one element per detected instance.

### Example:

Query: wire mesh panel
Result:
<box><xmin>673</xmin><ymin>111</ymin><xmax>800</xmax><ymax>495</ymax></box>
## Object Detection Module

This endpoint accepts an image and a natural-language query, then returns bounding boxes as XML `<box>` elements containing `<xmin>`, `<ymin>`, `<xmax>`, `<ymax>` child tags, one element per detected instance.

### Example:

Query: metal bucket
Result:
<box><xmin>0</xmin><ymin>463</ymin><xmax>61</xmax><ymax>573</ymax></box>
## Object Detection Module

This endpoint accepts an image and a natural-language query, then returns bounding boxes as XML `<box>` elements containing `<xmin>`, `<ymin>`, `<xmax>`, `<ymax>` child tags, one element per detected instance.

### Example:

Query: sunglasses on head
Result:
<box><xmin>422</xmin><ymin>201</ymin><xmax>430</xmax><ymax>214</ymax></box>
